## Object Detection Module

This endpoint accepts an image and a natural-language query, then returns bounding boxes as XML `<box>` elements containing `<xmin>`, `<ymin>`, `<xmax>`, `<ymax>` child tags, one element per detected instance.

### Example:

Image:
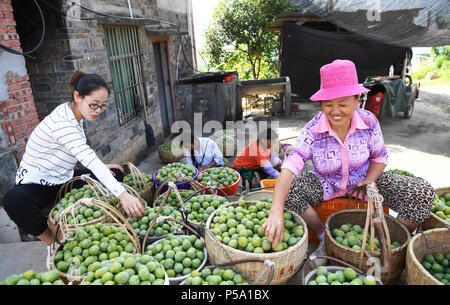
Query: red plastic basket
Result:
<box><xmin>197</xmin><ymin>168</ymin><xmax>241</xmax><ymax>196</ymax></box>
<box><xmin>309</xmin><ymin>198</ymin><xmax>390</xmax><ymax>243</ymax></box>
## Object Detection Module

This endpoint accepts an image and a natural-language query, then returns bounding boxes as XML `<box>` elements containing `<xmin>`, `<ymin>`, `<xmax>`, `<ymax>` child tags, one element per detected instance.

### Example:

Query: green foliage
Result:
<box><xmin>202</xmin><ymin>0</ymin><xmax>303</xmax><ymax>80</ymax></box>
<box><xmin>411</xmin><ymin>46</ymin><xmax>450</xmax><ymax>81</ymax></box>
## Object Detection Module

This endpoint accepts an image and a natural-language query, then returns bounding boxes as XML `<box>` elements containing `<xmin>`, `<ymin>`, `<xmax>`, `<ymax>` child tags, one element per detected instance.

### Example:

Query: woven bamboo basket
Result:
<box><xmin>140</xmin><ymin>182</ymin><xmax>198</xmax><ymax>247</ymax></box>
<box><xmin>122</xmin><ymin>162</ymin><xmax>154</xmax><ymax>204</ymax></box>
<box><xmin>158</xmin><ymin>144</ymin><xmax>183</xmax><ymax>163</ymax></box>
<box><xmin>181</xmin><ymin>187</ymin><xmax>232</xmax><ymax>237</ymax></box>
<box><xmin>48</xmin><ymin>199</ymin><xmax>140</xmax><ymax>284</ymax></box>
<box><xmin>406</xmin><ymin>228</ymin><xmax>449</xmax><ymax>285</ymax></box>
<box><xmin>423</xmin><ymin>187</ymin><xmax>450</xmax><ymax>230</ymax></box>
<box><xmin>205</xmin><ymin>201</ymin><xmax>308</xmax><ymax>285</ymax></box>
<box><xmin>179</xmin><ymin>258</ymin><xmax>275</xmax><ymax>285</ymax></box>
<box><xmin>325</xmin><ymin>209</ymin><xmax>411</xmax><ymax>284</ymax></box>
<box><xmin>149</xmin><ymin>234</ymin><xmax>208</xmax><ymax>285</ymax></box>
<box><xmin>240</xmin><ymin>190</ymin><xmax>274</xmax><ymax>202</ymax></box>
<box><xmin>48</xmin><ymin>175</ymin><xmax>117</xmax><ymax>242</ymax></box>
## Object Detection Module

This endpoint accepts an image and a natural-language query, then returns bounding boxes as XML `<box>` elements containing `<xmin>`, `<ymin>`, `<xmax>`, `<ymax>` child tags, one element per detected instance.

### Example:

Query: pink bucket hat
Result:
<box><xmin>310</xmin><ymin>59</ymin><xmax>369</xmax><ymax>101</ymax></box>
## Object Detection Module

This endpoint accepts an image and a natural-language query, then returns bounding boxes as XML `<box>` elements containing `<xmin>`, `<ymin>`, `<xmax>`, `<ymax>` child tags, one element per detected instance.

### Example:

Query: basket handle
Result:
<box><xmin>122</xmin><ymin>162</ymin><xmax>152</xmax><ymax>195</ymax></box>
<box><xmin>152</xmin><ymin>172</ymin><xmax>203</xmax><ymax>207</ymax></box>
<box><xmin>183</xmin><ymin>187</ymin><xmax>231</xmax><ymax>204</ymax></box>
<box><xmin>345</xmin><ymin>185</ymin><xmax>367</xmax><ymax>210</ymax></box>
<box><xmin>358</xmin><ymin>184</ymin><xmax>391</xmax><ymax>276</ymax></box>
<box><xmin>142</xmin><ymin>184</ymin><xmax>200</xmax><ymax>253</ymax></box>
<box><xmin>142</xmin><ymin>217</ymin><xmax>201</xmax><ymax>255</ymax></box>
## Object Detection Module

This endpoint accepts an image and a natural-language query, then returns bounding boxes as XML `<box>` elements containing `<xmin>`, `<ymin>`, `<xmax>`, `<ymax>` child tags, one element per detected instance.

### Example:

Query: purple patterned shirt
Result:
<box><xmin>282</xmin><ymin>108</ymin><xmax>388</xmax><ymax>200</ymax></box>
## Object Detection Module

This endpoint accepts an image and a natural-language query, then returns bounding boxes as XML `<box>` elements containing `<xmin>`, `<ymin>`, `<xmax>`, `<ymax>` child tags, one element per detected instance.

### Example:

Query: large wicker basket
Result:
<box><xmin>48</xmin><ymin>199</ymin><xmax>140</xmax><ymax>284</ymax></box>
<box><xmin>325</xmin><ymin>209</ymin><xmax>411</xmax><ymax>284</ymax></box>
<box><xmin>205</xmin><ymin>201</ymin><xmax>308</xmax><ymax>285</ymax></box>
<box><xmin>48</xmin><ymin>175</ymin><xmax>116</xmax><ymax>242</ymax></box>
<box><xmin>405</xmin><ymin>227</ymin><xmax>449</xmax><ymax>285</ymax></box>
<box><xmin>423</xmin><ymin>187</ymin><xmax>450</xmax><ymax>230</ymax></box>
<box><xmin>158</xmin><ymin>145</ymin><xmax>183</xmax><ymax>163</ymax></box>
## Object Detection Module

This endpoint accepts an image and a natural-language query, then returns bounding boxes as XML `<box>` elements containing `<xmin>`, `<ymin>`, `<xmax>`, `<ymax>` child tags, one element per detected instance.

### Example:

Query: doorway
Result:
<box><xmin>152</xmin><ymin>41</ymin><xmax>174</xmax><ymax>137</ymax></box>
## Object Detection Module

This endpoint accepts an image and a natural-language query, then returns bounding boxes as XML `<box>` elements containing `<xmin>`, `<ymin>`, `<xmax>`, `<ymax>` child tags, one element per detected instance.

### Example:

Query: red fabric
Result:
<box><xmin>366</xmin><ymin>92</ymin><xmax>384</xmax><ymax>120</ymax></box>
<box><xmin>232</xmin><ymin>140</ymin><xmax>272</xmax><ymax>170</ymax></box>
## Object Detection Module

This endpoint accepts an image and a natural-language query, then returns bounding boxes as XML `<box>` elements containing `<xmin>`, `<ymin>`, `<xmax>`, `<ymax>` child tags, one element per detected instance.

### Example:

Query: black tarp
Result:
<box><xmin>280</xmin><ymin>22</ymin><xmax>411</xmax><ymax>100</ymax></box>
<box><xmin>287</xmin><ymin>0</ymin><xmax>450</xmax><ymax>47</ymax></box>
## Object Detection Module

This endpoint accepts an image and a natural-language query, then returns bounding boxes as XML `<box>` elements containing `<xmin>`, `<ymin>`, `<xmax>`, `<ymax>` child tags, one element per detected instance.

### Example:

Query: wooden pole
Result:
<box><xmin>402</xmin><ymin>51</ymin><xmax>408</xmax><ymax>81</ymax></box>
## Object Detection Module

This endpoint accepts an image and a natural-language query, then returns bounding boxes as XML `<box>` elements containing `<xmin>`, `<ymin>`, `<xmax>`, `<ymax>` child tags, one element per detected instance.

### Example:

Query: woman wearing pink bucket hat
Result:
<box><xmin>262</xmin><ymin>59</ymin><xmax>435</xmax><ymax>261</ymax></box>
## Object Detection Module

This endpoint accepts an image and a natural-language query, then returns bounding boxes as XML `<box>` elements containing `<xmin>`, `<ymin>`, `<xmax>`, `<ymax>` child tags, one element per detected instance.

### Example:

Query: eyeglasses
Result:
<box><xmin>85</xmin><ymin>100</ymin><xmax>109</xmax><ymax>110</ymax></box>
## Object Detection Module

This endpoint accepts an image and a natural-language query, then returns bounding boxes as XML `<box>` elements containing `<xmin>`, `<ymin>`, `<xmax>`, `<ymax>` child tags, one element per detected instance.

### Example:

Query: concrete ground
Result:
<box><xmin>0</xmin><ymin>86</ymin><xmax>448</xmax><ymax>283</ymax></box>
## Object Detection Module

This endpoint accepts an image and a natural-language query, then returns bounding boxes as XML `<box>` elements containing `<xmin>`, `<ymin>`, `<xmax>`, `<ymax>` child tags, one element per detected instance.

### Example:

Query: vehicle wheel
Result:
<box><xmin>405</xmin><ymin>74</ymin><xmax>412</xmax><ymax>86</ymax></box>
<box><xmin>403</xmin><ymin>102</ymin><xmax>414</xmax><ymax>119</ymax></box>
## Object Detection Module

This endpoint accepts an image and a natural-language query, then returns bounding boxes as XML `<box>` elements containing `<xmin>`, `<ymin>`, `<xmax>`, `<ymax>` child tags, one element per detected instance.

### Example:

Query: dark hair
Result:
<box><xmin>258</xmin><ymin>128</ymin><xmax>278</xmax><ymax>143</ymax></box>
<box><xmin>180</xmin><ymin>133</ymin><xmax>199</xmax><ymax>167</ymax></box>
<box><xmin>70</xmin><ymin>70</ymin><xmax>110</xmax><ymax>98</ymax></box>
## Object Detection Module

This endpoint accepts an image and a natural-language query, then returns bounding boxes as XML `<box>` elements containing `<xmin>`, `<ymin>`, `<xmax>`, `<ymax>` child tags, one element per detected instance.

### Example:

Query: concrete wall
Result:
<box><xmin>156</xmin><ymin>0</ymin><xmax>187</xmax><ymax>14</ymax></box>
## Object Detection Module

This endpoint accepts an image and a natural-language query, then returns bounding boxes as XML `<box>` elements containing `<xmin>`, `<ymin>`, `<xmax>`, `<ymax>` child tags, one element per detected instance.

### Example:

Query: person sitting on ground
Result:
<box><xmin>2</xmin><ymin>70</ymin><xmax>145</xmax><ymax>246</ymax></box>
<box><xmin>261</xmin><ymin>59</ymin><xmax>435</xmax><ymax>262</ymax></box>
<box><xmin>181</xmin><ymin>133</ymin><xmax>224</xmax><ymax>171</ymax></box>
<box><xmin>232</xmin><ymin>128</ymin><xmax>283</xmax><ymax>189</ymax></box>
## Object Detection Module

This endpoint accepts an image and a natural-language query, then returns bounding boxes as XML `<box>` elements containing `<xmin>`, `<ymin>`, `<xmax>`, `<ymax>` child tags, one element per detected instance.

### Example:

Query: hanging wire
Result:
<box><xmin>68</xmin><ymin>0</ymin><xmax>178</xmax><ymax>27</ymax></box>
<box><xmin>0</xmin><ymin>0</ymin><xmax>45</xmax><ymax>57</ymax></box>
<box><xmin>179</xmin><ymin>34</ymin><xmax>201</xmax><ymax>73</ymax></box>
<box><xmin>39</xmin><ymin>0</ymin><xmax>98</xmax><ymax>20</ymax></box>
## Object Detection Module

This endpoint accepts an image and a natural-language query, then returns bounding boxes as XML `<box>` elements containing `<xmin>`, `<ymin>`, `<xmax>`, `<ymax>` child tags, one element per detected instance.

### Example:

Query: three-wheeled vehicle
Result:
<box><xmin>361</xmin><ymin>74</ymin><xmax>420</xmax><ymax>120</ymax></box>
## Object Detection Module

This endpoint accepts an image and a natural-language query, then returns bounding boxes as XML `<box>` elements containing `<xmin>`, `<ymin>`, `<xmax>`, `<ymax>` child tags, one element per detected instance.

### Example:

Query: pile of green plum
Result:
<box><xmin>127</xmin><ymin>205</ymin><xmax>183</xmax><ymax>237</ymax></box>
<box><xmin>153</xmin><ymin>189</ymin><xmax>195</xmax><ymax>209</ymax></box>
<box><xmin>197</xmin><ymin>167</ymin><xmax>239</xmax><ymax>187</ymax></box>
<box><xmin>421</xmin><ymin>252</ymin><xmax>450</xmax><ymax>284</ymax></box>
<box><xmin>50</xmin><ymin>184</ymin><xmax>119</xmax><ymax>224</ymax></box>
<box><xmin>160</xmin><ymin>141</ymin><xmax>182</xmax><ymax>151</ymax></box>
<box><xmin>307</xmin><ymin>266</ymin><xmax>378</xmax><ymax>285</ymax></box>
<box><xmin>213</xmin><ymin>129</ymin><xmax>235</xmax><ymax>139</ymax></box>
<box><xmin>431</xmin><ymin>193</ymin><xmax>450</xmax><ymax>223</ymax></box>
<box><xmin>185</xmin><ymin>195</ymin><xmax>228</xmax><ymax>224</ymax></box>
<box><xmin>53</xmin><ymin>223</ymin><xmax>135</xmax><ymax>276</ymax></box>
<box><xmin>209</xmin><ymin>200</ymin><xmax>304</xmax><ymax>254</ymax></box>
<box><xmin>145</xmin><ymin>234</ymin><xmax>206</xmax><ymax>279</ymax></box>
<box><xmin>183</xmin><ymin>268</ymin><xmax>249</xmax><ymax>285</ymax></box>
<box><xmin>80</xmin><ymin>253</ymin><xmax>167</xmax><ymax>285</ymax></box>
<box><xmin>155</xmin><ymin>162</ymin><xmax>197</xmax><ymax>183</ymax></box>
<box><xmin>331</xmin><ymin>223</ymin><xmax>401</xmax><ymax>251</ymax></box>
<box><xmin>1</xmin><ymin>270</ymin><xmax>63</xmax><ymax>285</ymax></box>
<box><xmin>123</xmin><ymin>173</ymin><xmax>153</xmax><ymax>192</ymax></box>
<box><xmin>386</xmin><ymin>169</ymin><xmax>415</xmax><ymax>177</ymax></box>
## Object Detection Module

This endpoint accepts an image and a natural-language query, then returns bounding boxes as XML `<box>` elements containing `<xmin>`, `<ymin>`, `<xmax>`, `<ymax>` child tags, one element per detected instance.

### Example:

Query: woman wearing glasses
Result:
<box><xmin>2</xmin><ymin>70</ymin><xmax>145</xmax><ymax>246</ymax></box>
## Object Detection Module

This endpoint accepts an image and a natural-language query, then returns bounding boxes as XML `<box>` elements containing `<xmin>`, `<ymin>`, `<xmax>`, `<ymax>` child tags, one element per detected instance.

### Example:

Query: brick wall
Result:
<box><xmin>0</xmin><ymin>0</ymin><xmax>39</xmax><ymax>157</ymax></box>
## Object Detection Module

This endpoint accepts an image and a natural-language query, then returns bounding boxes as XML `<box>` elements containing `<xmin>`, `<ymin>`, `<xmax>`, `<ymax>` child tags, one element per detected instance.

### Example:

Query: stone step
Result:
<box><xmin>0</xmin><ymin>241</ymin><xmax>47</xmax><ymax>280</ymax></box>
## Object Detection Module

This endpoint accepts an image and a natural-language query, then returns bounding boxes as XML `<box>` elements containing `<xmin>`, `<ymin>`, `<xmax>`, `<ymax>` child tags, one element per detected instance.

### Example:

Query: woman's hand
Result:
<box><xmin>106</xmin><ymin>164</ymin><xmax>124</xmax><ymax>176</ymax></box>
<box><xmin>262</xmin><ymin>209</ymin><xmax>285</xmax><ymax>248</ymax></box>
<box><xmin>118</xmin><ymin>191</ymin><xmax>146</xmax><ymax>218</ymax></box>
<box><xmin>356</xmin><ymin>180</ymin><xmax>378</xmax><ymax>191</ymax></box>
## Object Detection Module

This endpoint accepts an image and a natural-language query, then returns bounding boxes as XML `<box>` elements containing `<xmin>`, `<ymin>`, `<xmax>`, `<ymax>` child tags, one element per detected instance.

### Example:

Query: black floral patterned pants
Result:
<box><xmin>285</xmin><ymin>172</ymin><xmax>435</xmax><ymax>223</ymax></box>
